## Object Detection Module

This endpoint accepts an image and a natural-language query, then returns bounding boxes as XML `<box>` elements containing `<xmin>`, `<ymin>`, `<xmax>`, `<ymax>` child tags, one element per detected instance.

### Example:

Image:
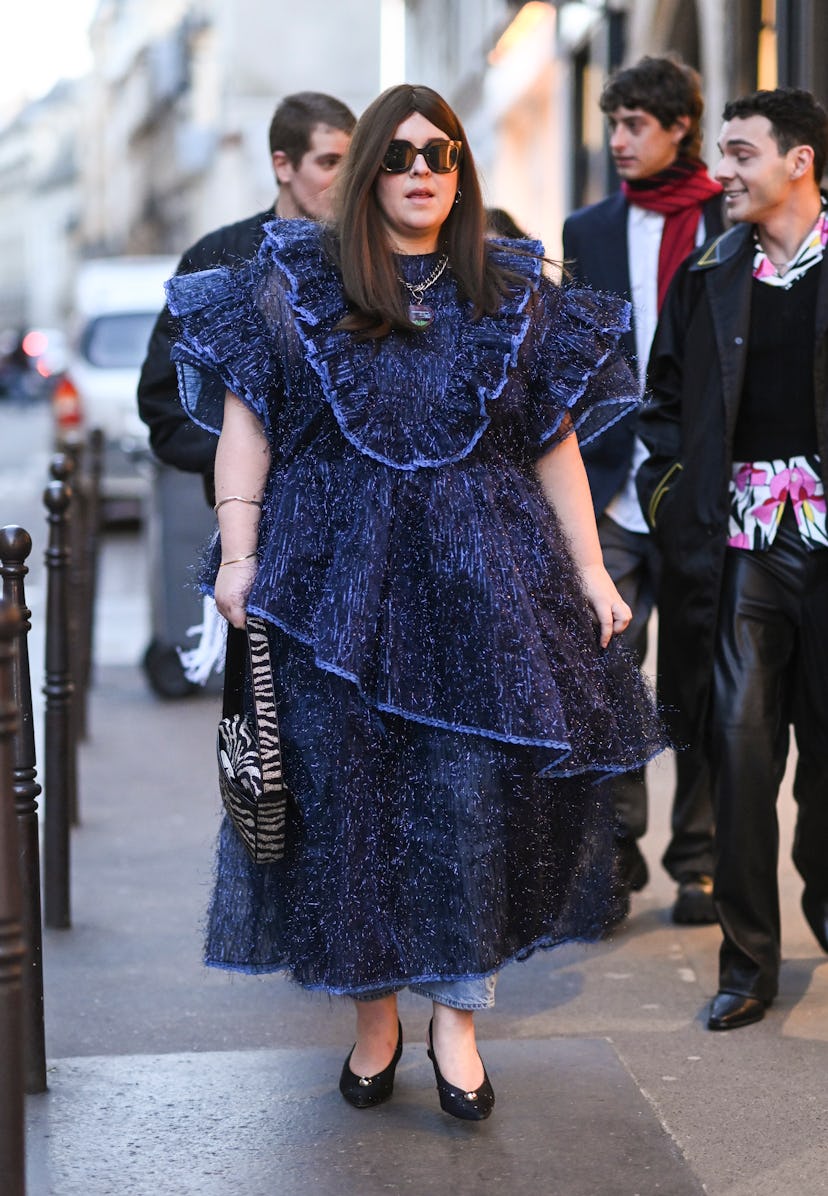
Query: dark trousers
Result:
<box><xmin>598</xmin><ymin>513</ymin><xmax>714</xmax><ymax>879</ymax></box>
<box><xmin>711</xmin><ymin>507</ymin><xmax>828</xmax><ymax>1001</ymax></box>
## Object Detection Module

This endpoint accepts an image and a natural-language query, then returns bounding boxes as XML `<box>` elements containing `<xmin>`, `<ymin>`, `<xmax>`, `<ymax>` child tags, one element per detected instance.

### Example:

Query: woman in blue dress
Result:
<box><xmin>168</xmin><ymin>84</ymin><xmax>665</xmax><ymax>1121</ymax></box>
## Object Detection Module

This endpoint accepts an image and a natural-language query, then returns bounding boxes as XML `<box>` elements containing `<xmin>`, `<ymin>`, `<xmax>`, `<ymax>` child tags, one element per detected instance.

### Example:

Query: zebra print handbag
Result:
<box><xmin>217</xmin><ymin>615</ymin><xmax>289</xmax><ymax>862</ymax></box>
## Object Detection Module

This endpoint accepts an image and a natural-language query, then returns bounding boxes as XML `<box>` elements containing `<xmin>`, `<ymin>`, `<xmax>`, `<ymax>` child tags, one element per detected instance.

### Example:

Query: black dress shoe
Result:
<box><xmin>603</xmin><ymin>838</ymin><xmax>648</xmax><ymax>932</ymax></box>
<box><xmin>427</xmin><ymin>1018</ymin><xmax>495</xmax><ymax>1121</ymax></box>
<box><xmin>339</xmin><ymin>1020</ymin><xmax>403</xmax><ymax>1108</ymax></box>
<box><xmin>615</xmin><ymin>836</ymin><xmax>649</xmax><ymax>893</ymax></box>
<box><xmin>672</xmin><ymin>874</ymin><xmax>717</xmax><ymax>925</ymax></box>
<box><xmin>801</xmin><ymin>891</ymin><xmax>828</xmax><ymax>953</ymax></box>
<box><xmin>707</xmin><ymin>992</ymin><xmax>766</xmax><ymax>1031</ymax></box>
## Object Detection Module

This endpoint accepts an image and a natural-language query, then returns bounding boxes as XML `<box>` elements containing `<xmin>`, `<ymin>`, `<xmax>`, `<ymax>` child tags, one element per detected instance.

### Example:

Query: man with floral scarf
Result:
<box><xmin>638</xmin><ymin>87</ymin><xmax>828</xmax><ymax>1030</ymax></box>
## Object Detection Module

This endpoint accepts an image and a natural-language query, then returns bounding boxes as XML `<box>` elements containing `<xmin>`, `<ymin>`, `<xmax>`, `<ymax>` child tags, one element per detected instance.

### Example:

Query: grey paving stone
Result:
<box><xmin>26</xmin><ymin>1038</ymin><xmax>703</xmax><ymax>1196</ymax></box>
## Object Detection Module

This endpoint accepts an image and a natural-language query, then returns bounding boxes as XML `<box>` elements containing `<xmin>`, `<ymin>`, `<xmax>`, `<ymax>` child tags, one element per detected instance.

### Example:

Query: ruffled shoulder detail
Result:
<box><xmin>486</xmin><ymin>235</ymin><xmax>546</xmax><ymax>275</ymax></box>
<box><xmin>527</xmin><ymin>283</ymin><xmax>638</xmax><ymax>451</ymax></box>
<box><xmin>259</xmin><ymin>221</ymin><xmax>544</xmax><ymax>470</ymax></box>
<box><xmin>166</xmin><ymin>262</ymin><xmax>279</xmax><ymax>437</ymax></box>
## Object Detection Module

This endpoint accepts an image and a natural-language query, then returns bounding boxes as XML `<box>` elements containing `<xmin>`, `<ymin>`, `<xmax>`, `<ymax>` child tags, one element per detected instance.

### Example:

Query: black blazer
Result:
<box><xmin>562</xmin><ymin>191</ymin><xmax>725</xmax><ymax>514</ymax></box>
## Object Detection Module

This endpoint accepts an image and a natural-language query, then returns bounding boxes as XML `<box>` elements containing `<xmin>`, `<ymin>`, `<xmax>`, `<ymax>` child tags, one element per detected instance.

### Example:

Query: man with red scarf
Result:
<box><xmin>563</xmin><ymin>56</ymin><xmax>724</xmax><ymax>926</ymax></box>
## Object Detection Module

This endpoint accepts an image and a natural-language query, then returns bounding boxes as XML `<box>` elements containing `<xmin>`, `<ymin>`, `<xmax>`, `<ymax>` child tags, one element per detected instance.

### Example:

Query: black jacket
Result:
<box><xmin>137</xmin><ymin>209</ymin><xmax>275</xmax><ymax>479</ymax></box>
<box><xmin>562</xmin><ymin>190</ymin><xmax>724</xmax><ymax>513</ymax></box>
<box><xmin>636</xmin><ymin>223</ymin><xmax>828</xmax><ymax>745</ymax></box>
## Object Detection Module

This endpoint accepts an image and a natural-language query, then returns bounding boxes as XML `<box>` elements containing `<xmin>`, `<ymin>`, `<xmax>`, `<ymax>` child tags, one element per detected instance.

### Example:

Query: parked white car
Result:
<box><xmin>55</xmin><ymin>255</ymin><xmax>178</xmax><ymax>520</ymax></box>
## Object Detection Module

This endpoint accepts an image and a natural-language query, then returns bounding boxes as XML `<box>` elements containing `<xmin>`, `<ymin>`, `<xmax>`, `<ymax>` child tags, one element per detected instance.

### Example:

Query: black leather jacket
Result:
<box><xmin>637</xmin><ymin>223</ymin><xmax>828</xmax><ymax>744</ymax></box>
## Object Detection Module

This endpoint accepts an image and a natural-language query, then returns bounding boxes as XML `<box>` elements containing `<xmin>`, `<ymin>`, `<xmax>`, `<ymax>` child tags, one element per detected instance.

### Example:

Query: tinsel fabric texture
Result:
<box><xmin>167</xmin><ymin>222</ymin><xmax>666</xmax><ymax>994</ymax></box>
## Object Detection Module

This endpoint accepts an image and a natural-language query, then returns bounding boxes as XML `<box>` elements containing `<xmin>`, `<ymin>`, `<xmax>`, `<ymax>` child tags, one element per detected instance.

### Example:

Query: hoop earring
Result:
<box><xmin>454</xmin><ymin>189</ymin><xmax>463</xmax><ymax>205</ymax></box>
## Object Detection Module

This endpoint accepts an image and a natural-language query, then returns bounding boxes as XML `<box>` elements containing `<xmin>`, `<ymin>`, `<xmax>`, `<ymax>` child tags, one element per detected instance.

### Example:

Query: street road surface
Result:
<box><xmin>0</xmin><ymin>397</ymin><xmax>150</xmax><ymax>727</ymax></box>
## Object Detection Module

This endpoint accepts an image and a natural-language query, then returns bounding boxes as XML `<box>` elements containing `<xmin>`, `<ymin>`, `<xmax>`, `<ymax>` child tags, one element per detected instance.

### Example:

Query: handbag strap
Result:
<box><xmin>222</xmin><ymin>623</ymin><xmax>248</xmax><ymax>719</ymax></box>
<box><xmin>222</xmin><ymin>615</ymin><xmax>287</xmax><ymax>797</ymax></box>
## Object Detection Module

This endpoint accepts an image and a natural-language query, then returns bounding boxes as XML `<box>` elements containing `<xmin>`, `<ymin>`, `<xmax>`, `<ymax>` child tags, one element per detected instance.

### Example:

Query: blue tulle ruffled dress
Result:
<box><xmin>167</xmin><ymin>220</ymin><xmax>666</xmax><ymax>995</ymax></box>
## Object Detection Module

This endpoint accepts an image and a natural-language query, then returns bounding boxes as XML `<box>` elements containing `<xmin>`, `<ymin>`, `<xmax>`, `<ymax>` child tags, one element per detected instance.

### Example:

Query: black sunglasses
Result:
<box><xmin>380</xmin><ymin>139</ymin><xmax>462</xmax><ymax>174</ymax></box>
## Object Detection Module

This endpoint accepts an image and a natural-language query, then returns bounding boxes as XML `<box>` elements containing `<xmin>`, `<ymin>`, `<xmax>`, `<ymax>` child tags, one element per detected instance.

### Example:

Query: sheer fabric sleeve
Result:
<box><xmin>165</xmin><ymin>260</ymin><xmax>283</xmax><ymax>439</ymax></box>
<box><xmin>524</xmin><ymin>280</ymin><xmax>639</xmax><ymax>454</ymax></box>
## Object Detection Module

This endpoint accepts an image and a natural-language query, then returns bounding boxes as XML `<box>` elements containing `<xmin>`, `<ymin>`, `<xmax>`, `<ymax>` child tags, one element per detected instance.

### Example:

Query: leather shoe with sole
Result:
<box><xmin>707</xmin><ymin>992</ymin><xmax>766</xmax><ymax>1031</ymax></box>
<box><xmin>801</xmin><ymin>891</ymin><xmax>828</xmax><ymax>953</ymax></box>
<box><xmin>615</xmin><ymin>836</ymin><xmax>649</xmax><ymax>893</ymax></box>
<box><xmin>602</xmin><ymin>838</ymin><xmax>647</xmax><ymax>934</ymax></box>
<box><xmin>672</xmin><ymin>874</ymin><xmax>717</xmax><ymax>925</ymax></box>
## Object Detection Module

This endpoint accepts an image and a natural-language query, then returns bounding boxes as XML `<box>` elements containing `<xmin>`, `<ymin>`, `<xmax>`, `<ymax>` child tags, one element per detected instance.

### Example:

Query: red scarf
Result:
<box><xmin>622</xmin><ymin>158</ymin><xmax>722</xmax><ymax>310</ymax></box>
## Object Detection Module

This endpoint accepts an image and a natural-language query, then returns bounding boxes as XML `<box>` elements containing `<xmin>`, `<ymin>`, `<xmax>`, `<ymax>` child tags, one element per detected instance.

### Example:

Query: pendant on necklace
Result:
<box><xmin>408</xmin><ymin>303</ymin><xmax>434</xmax><ymax>328</ymax></box>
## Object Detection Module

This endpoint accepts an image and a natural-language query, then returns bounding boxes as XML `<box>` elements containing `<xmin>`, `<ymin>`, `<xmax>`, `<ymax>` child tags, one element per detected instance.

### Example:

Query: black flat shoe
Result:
<box><xmin>427</xmin><ymin>1018</ymin><xmax>494</xmax><ymax>1121</ymax></box>
<box><xmin>339</xmin><ymin>1020</ymin><xmax>403</xmax><ymax>1108</ymax></box>
<box><xmin>707</xmin><ymin>992</ymin><xmax>767</xmax><ymax>1031</ymax></box>
<box><xmin>802</xmin><ymin>891</ymin><xmax>828</xmax><ymax>953</ymax></box>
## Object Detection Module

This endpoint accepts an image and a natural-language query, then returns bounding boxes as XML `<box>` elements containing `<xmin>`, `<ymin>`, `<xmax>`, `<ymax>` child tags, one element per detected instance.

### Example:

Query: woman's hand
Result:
<box><xmin>214</xmin><ymin>558</ymin><xmax>257</xmax><ymax>629</ymax></box>
<box><xmin>579</xmin><ymin>563</ymin><xmax>631</xmax><ymax>648</ymax></box>
<box><xmin>535</xmin><ymin>437</ymin><xmax>631</xmax><ymax>648</ymax></box>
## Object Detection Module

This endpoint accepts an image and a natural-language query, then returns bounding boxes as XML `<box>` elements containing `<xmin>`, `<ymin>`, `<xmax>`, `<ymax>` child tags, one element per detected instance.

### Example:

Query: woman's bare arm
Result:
<box><xmin>212</xmin><ymin>391</ymin><xmax>271</xmax><ymax>628</ymax></box>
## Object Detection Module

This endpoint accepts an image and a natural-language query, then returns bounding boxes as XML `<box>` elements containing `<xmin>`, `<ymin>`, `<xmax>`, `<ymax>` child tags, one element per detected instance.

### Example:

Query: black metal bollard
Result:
<box><xmin>50</xmin><ymin>453</ymin><xmax>86</xmax><ymax>778</ymax></box>
<box><xmin>80</xmin><ymin>429</ymin><xmax>104</xmax><ymax>709</ymax></box>
<box><xmin>43</xmin><ymin>481</ymin><xmax>75</xmax><ymax>930</ymax></box>
<box><xmin>0</xmin><ymin>598</ymin><xmax>26</xmax><ymax>1196</ymax></box>
<box><xmin>0</xmin><ymin>527</ymin><xmax>47</xmax><ymax>1094</ymax></box>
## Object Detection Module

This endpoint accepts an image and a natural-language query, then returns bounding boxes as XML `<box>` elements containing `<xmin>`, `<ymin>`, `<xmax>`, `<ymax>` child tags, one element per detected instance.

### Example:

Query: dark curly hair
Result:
<box><xmin>722</xmin><ymin>88</ymin><xmax>828</xmax><ymax>182</ymax></box>
<box><xmin>600</xmin><ymin>55</ymin><xmax>704</xmax><ymax>160</ymax></box>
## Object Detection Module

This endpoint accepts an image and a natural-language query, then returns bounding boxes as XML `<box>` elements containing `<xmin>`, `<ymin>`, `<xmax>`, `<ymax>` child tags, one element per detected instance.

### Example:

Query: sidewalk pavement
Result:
<box><xmin>23</xmin><ymin>541</ymin><xmax>828</xmax><ymax>1196</ymax></box>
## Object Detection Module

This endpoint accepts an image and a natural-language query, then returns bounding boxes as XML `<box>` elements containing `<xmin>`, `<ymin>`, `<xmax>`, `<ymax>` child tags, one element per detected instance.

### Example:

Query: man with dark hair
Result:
<box><xmin>138</xmin><ymin>91</ymin><xmax>356</xmax><ymax>480</ymax></box>
<box><xmin>563</xmin><ymin>56</ymin><xmax>723</xmax><ymax>925</ymax></box>
<box><xmin>638</xmin><ymin>87</ymin><xmax>828</xmax><ymax>1030</ymax></box>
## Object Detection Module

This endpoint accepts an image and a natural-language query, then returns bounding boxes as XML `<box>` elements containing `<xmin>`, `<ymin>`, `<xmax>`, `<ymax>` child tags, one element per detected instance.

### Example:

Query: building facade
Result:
<box><xmin>1</xmin><ymin>0</ymin><xmax>826</xmax><ymax>333</ymax></box>
<box><xmin>564</xmin><ymin>0</ymin><xmax>828</xmax><ymax>212</ymax></box>
<box><xmin>80</xmin><ymin>0</ymin><xmax>382</xmax><ymax>258</ymax></box>
<box><xmin>404</xmin><ymin>0</ymin><xmax>828</xmax><ymax>255</ymax></box>
<box><xmin>0</xmin><ymin>0</ymin><xmax>383</xmax><ymax>331</ymax></box>
<box><xmin>0</xmin><ymin>80</ymin><xmax>86</xmax><ymax>332</ymax></box>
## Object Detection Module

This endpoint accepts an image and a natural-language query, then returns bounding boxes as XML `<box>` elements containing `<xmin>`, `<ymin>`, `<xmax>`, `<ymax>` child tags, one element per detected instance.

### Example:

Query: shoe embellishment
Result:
<box><xmin>339</xmin><ymin>1021</ymin><xmax>404</xmax><ymax>1109</ymax></box>
<box><xmin>426</xmin><ymin>1021</ymin><xmax>495</xmax><ymax>1121</ymax></box>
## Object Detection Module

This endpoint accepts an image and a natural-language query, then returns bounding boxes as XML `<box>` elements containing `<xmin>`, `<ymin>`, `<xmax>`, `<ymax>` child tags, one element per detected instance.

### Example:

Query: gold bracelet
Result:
<box><xmin>214</xmin><ymin>496</ymin><xmax>263</xmax><ymax>512</ymax></box>
<box><xmin>218</xmin><ymin>551</ymin><xmax>258</xmax><ymax>567</ymax></box>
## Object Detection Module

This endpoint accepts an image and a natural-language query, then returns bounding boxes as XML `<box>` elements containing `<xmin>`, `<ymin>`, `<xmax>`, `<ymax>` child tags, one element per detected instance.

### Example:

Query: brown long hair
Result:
<box><xmin>331</xmin><ymin>84</ymin><xmax>524</xmax><ymax>337</ymax></box>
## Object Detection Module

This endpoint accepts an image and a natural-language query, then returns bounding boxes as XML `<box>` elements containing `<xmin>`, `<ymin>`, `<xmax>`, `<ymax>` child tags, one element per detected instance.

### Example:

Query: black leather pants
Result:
<box><xmin>711</xmin><ymin>506</ymin><xmax>828</xmax><ymax>1001</ymax></box>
